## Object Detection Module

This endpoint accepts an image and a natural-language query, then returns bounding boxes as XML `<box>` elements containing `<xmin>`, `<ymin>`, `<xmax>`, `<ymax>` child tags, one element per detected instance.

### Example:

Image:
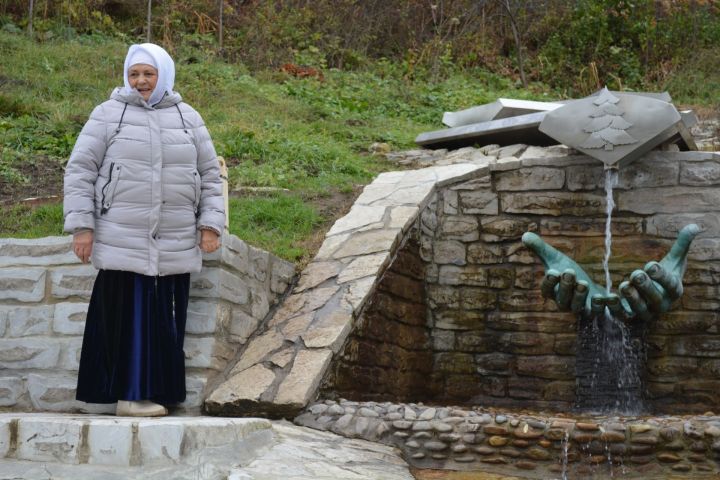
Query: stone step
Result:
<box><xmin>0</xmin><ymin>414</ymin><xmax>272</xmax><ymax>469</ymax></box>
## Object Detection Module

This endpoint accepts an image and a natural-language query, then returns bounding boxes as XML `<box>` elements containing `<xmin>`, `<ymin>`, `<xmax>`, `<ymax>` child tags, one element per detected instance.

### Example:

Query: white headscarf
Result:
<box><xmin>122</xmin><ymin>43</ymin><xmax>175</xmax><ymax>107</ymax></box>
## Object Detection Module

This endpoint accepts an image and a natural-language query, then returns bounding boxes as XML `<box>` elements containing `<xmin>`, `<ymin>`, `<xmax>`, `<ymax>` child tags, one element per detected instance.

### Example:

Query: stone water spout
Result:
<box><xmin>522</xmin><ymin>224</ymin><xmax>700</xmax><ymax>322</ymax></box>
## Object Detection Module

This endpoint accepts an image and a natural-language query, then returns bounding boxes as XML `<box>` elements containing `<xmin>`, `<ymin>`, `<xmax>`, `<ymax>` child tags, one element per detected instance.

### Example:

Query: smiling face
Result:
<box><xmin>127</xmin><ymin>64</ymin><xmax>158</xmax><ymax>101</ymax></box>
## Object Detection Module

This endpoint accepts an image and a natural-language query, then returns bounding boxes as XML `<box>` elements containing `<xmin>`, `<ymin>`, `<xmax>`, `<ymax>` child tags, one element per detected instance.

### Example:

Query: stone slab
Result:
<box><xmin>50</xmin><ymin>265</ymin><xmax>97</xmax><ymax>299</ymax></box>
<box><xmin>274</xmin><ymin>349</ymin><xmax>333</xmax><ymax>409</ymax></box>
<box><xmin>17</xmin><ymin>417</ymin><xmax>83</xmax><ymax>464</ymax></box>
<box><xmin>53</xmin><ymin>302</ymin><xmax>88</xmax><ymax>335</ymax></box>
<box><xmin>417</xmin><ymin>112</ymin><xmax>555</xmax><ymax>150</ymax></box>
<box><xmin>206</xmin><ymin>364</ymin><xmax>276</xmax><ymax>407</ymax></box>
<box><xmin>0</xmin><ymin>236</ymin><xmax>77</xmax><ymax>267</ymax></box>
<box><xmin>442</xmin><ymin>98</ymin><xmax>564</xmax><ymax>127</ymax></box>
<box><xmin>87</xmin><ymin>419</ymin><xmax>133</xmax><ymax>466</ymax></box>
<box><xmin>0</xmin><ymin>267</ymin><xmax>46</xmax><ymax>302</ymax></box>
<box><xmin>190</xmin><ymin>268</ymin><xmax>250</xmax><ymax>305</ymax></box>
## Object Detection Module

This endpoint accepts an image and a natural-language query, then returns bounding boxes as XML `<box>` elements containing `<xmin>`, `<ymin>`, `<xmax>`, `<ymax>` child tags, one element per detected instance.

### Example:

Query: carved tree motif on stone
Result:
<box><xmin>580</xmin><ymin>88</ymin><xmax>637</xmax><ymax>151</ymax></box>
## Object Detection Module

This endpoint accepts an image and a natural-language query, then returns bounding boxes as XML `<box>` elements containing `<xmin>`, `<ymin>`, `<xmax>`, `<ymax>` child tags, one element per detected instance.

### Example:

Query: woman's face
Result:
<box><xmin>128</xmin><ymin>64</ymin><xmax>158</xmax><ymax>101</ymax></box>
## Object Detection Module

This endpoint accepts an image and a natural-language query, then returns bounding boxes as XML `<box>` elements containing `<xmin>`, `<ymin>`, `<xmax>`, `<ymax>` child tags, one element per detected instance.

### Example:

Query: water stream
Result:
<box><xmin>602</xmin><ymin>169</ymin><xmax>618</xmax><ymax>292</ymax></box>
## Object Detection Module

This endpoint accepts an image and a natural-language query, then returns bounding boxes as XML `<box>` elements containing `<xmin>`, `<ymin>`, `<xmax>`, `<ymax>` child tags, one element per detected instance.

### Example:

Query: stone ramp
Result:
<box><xmin>0</xmin><ymin>415</ymin><xmax>415</xmax><ymax>480</ymax></box>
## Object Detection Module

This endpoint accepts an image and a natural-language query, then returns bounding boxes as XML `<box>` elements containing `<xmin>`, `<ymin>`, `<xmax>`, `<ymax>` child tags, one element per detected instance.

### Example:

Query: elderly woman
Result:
<box><xmin>63</xmin><ymin>43</ymin><xmax>224</xmax><ymax>417</ymax></box>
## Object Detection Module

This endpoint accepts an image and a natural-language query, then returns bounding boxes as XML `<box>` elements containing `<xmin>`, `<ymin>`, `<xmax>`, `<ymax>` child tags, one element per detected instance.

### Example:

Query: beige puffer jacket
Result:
<box><xmin>63</xmin><ymin>88</ymin><xmax>225</xmax><ymax>276</ymax></box>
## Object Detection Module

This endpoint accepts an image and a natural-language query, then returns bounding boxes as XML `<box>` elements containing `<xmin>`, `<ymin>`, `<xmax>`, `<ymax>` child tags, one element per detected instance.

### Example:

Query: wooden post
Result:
<box><xmin>218</xmin><ymin>156</ymin><xmax>230</xmax><ymax>232</ymax></box>
<box><xmin>218</xmin><ymin>0</ymin><xmax>224</xmax><ymax>53</ymax></box>
<box><xmin>27</xmin><ymin>0</ymin><xmax>34</xmax><ymax>36</ymax></box>
<box><xmin>146</xmin><ymin>0</ymin><xmax>152</xmax><ymax>42</ymax></box>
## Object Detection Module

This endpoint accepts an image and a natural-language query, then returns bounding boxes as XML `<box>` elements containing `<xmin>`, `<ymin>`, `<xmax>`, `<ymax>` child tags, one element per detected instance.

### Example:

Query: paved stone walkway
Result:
<box><xmin>0</xmin><ymin>417</ymin><xmax>414</xmax><ymax>480</ymax></box>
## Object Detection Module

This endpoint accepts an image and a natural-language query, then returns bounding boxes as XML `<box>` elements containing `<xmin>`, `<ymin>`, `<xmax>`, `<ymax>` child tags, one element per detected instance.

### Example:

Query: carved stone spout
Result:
<box><xmin>521</xmin><ymin>224</ymin><xmax>700</xmax><ymax>321</ymax></box>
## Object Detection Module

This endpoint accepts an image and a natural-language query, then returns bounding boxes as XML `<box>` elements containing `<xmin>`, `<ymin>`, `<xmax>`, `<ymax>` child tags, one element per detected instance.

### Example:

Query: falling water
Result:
<box><xmin>603</xmin><ymin>169</ymin><xmax>619</xmax><ymax>292</ymax></box>
<box><xmin>560</xmin><ymin>429</ymin><xmax>569</xmax><ymax>480</ymax></box>
<box><xmin>575</xmin><ymin>167</ymin><xmax>645</xmax><ymax>415</ymax></box>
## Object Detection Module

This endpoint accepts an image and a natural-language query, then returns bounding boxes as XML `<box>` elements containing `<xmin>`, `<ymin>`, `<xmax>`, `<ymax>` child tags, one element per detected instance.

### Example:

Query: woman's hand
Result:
<box><xmin>73</xmin><ymin>230</ymin><xmax>94</xmax><ymax>263</ymax></box>
<box><xmin>199</xmin><ymin>229</ymin><xmax>220</xmax><ymax>253</ymax></box>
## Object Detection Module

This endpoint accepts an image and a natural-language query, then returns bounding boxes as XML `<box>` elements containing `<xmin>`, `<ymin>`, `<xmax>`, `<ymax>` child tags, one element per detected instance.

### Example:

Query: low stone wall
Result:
<box><xmin>0</xmin><ymin>233</ymin><xmax>295</xmax><ymax>413</ymax></box>
<box><xmin>296</xmin><ymin>399</ymin><xmax>720</xmax><ymax>479</ymax></box>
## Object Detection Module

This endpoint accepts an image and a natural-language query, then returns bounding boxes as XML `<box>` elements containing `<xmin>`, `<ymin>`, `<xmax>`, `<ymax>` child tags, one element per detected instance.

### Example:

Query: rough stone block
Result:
<box><xmin>0</xmin><ymin>338</ymin><xmax>60</xmax><ymax>369</ymax></box>
<box><xmin>618</xmin><ymin>187</ymin><xmax>720</xmax><ymax>214</ymax></box>
<box><xmin>4</xmin><ymin>305</ymin><xmax>53</xmax><ymax>337</ymax></box>
<box><xmin>680</xmin><ymin>160</ymin><xmax>720</xmax><ymax>186</ymax></box>
<box><xmin>0</xmin><ymin>236</ymin><xmax>77</xmax><ymax>267</ymax></box>
<box><xmin>184</xmin><ymin>337</ymin><xmax>234</xmax><ymax>370</ymax></box>
<box><xmin>539</xmin><ymin>217</ymin><xmax>643</xmax><ymax>237</ymax></box>
<box><xmin>270</xmin><ymin>258</ymin><xmax>295</xmax><ymax>295</ymax></box>
<box><xmin>274</xmin><ymin>348</ymin><xmax>333</xmax><ymax>408</ymax></box>
<box><xmin>88</xmin><ymin>419</ymin><xmax>133</xmax><ymax>466</ymax></box>
<box><xmin>204</xmin><ymin>233</ymin><xmax>250</xmax><ymax>274</ymax></box>
<box><xmin>327</xmin><ymin>205</ymin><xmax>386</xmax><ymax>236</ymax></box>
<box><xmin>501</xmin><ymin>191</ymin><xmax>605</xmax><ymax>216</ymax></box>
<box><xmin>50</xmin><ymin>265</ymin><xmax>97</xmax><ymax>299</ymax></box>
<box><xmin>248</xmin><ymin>245</ymin><xmax>270</xmax><ymax>282</ymax></box>
<box><xmin>229</xmin><ymin>308</ymin><xmax>260</xmax><ymax>342</ymax></box>
<box><xmin>338</xmin><ymin>253</ymin><xmax>388</xmax><ymax>284</ymax></box>
<box><xmin>0</xmin><ymin>418</ymin><xmax>10</xmax><ymax>458</ymax></box>
<box><xmin>486</xmin><ymin>311</ymin><xmax>574</xmax><ymax>333</ymax></box>
<box><xmin>180</xmin><ymin>374</ymin><xmax>208</xmax><ymax>410</ymax></box>
<box><xmin>565</xmin><ymin>164</ymin><xmax>603</xmax><ymax>191</ymax></box>
<box><xmin>331</xmin><ymin>229</ymin><xmax>401</xmax><ymax>259</ymax></box>
<box><xmin>443</xmin><ymin>190</ymin><xmax>459</xmax><ymax>215</ymax></box>
<box><xmin>206</xmin><ymin>364</ymin><xmax>276</xmax><ymax>408</ymax></box>
<box><xmin>27</xmin><ymin>373</ymin><xmax>113</xmax><ymax>413</ymax></box>
<box><xmin>439</xmin><ymin>216</ymin><xmax>479</xmax><ymax>242</ymax></box>
<box><xmin>669</xmin><ymin>336</ymin><xmax>720</xmax><ymax>357</ymax></box>
<box><xmin>688</xmin><ymin>239</ymin><xmax>720</xmax><ymax>261</ymax></box>
<box><xmin>480</xmin><ymin>217</ymin><xmax>537</xmax><ymax>242</ymax></box>
<box><xmin>301</xmin><ymin>310</ymin><xmax>353</xmax><ymax>353</ymax></box>
<box><xmin>137</xmin><ymin>420</ymin><xmax>185</xmax><ymax>464</ymax></box>
<box><xmin>249</xmin><ymin>286</ymin><xmax>270</xmax><ymax>319</ymax></box>
<box><xmin>516</xmin><ymin>356</ymin><xmax>575</xmax><ymax>380</ymax></box>
<box><xmin>439</xmin><ymin>265</ymin><xmax>513</xmax><ymax>289</ymax></box>
<box><xmin>458</xmin><ymin>190</ymin><xmax>498</xmax><ymax>215</ymax></box>
<box><xmin>617</xmin><ymin>156</ymin><xmax>679</xmax><ymax>189</ymax></box>
<box><xmin>433</xmin><ymin>240</ymin><xmax>466</xmax><ymax>265</ymax></box>
<box><xmin>232</xmin><ymin>329</ymin><xmax>285</xmax><ymax>374</ymax></box>
<box><xmin>58</xmin><ymin>337</ymin><xmax>82</xmax><ymax>370</ymax></box>
<box><xmin>0</xmin><ymin>376</ymin><xmax>24</xmax><ymax>407</ymax></box>
<box><xmin>190</xmin><ymin>268</ymin><xmax>250</xmax><ymax>305</ymax></box>
<box><xmin>0</xmin><ymin>267</ymin><xmax>46</xmax><ymax>302</ymax></box>
<box><xmin>497</xmin><ymin>332</ymin><xmax>555</xmax><ymax>355</ymax></box>
<box><xmin>17</xmin><ymin>417</ymin><xmax>83</xmax><ymax>463</ymax></box>
<box><xmin>53</xmin><ymin>302</ymin><xmax>88</xmax><ymax>335</ymax></box>
<box><xmin>467</xmin><ymin>244</ymin><xmax>504</xmax><ymax>264</ymax></box>
<box><xmin>186</xmin><ymin>300</ymin><xmax>230</xmax><ymax>335</ymax></box>
<box><xmin>495</xmin><ymin>167</ymin><xmax>565</xmax><ymax>191</ymax></box>
<box><xmin>646</xmin><ymin>213</ymin><xmax>720</xmax><ymax>238</ymax></box>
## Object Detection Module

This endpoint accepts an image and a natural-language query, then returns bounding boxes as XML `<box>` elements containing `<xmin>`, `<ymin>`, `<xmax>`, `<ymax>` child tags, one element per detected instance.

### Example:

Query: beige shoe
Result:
<box><xmin>116</xmin><ymin>400</ymin><xmax>168</xmax><ymax>417</ymax></box>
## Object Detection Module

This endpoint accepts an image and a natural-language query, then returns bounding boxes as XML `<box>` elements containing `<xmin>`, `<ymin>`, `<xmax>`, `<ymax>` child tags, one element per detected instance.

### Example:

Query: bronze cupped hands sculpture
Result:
<box><xmin>522</xmin><ymin>224</ymin><xmax>701</xmax><ymax>321</ymax></box>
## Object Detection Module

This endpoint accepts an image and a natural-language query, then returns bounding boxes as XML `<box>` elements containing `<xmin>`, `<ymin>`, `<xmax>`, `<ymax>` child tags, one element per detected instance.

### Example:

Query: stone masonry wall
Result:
<box><xmin>0</xmin><ymin>233</ymin><xmax>295</xmax><ymax>413</ymax></box>
<box><xmin>420</xmin><ymin>150</ymin><xmax>720</xmax><ymax>413</ymax></box>
<box><xmin>321</xmin><ymin>235</ymin><xmax>439</xmax><ymax>401</ymax></box>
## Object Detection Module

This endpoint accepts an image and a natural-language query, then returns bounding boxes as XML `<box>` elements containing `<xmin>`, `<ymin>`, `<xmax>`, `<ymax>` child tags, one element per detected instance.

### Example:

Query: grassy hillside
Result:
<box><xmin>0</xmin><ymin>31</ymin><xmax>551</xmax><ymax>262</ymax></box>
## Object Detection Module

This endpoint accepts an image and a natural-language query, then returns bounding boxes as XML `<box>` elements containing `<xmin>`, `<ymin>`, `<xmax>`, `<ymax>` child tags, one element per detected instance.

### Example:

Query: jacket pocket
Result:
<box><xmin>100</xmin><ymin>163</ymin><xmax>122</xmax><ymax>214</ymax></box>
<box><xmin>193</xmin><ymin>170</ymin><xmax>201</xmax><ymax>213</ymax></box>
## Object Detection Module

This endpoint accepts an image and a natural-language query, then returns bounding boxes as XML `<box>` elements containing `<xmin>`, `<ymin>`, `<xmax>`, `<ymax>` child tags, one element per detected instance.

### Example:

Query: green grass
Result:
<box><xmin>2</xmin><ymin>28</ymin><xmax>717</xmax><ymax>261</ymax></box>
<box><xmin>0</xmin><ymin>203</ymin><xmax>64</xmax><ymax>238</ymax></box>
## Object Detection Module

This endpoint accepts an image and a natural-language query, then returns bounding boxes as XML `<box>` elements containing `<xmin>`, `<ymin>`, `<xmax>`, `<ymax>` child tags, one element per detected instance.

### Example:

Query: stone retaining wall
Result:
<box><xmin>206</xmin><ymin>146</ymin><xmax>720</xmax><ymax>418</ymax></box>
<box><xmin>0</xmin><ymin>233</ymin><xmax>294</xmax><ymax>413</ymax></box>
<box><xmin>296</xmin><ymin>399</ymin><xmax>720</xmax><ymax>479</ymax></box>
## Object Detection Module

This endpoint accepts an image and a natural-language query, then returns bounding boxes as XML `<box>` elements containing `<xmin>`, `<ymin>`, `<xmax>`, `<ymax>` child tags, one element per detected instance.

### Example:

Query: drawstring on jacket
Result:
<box><xmin>175</xmin><ymin>104</ymin><xmax>189</xmax><ymax>134</ymax></box>
<box><xmin>115</xmin><ymin>103</ymin><xmax>128</xmax><ymax>133</ymax></box>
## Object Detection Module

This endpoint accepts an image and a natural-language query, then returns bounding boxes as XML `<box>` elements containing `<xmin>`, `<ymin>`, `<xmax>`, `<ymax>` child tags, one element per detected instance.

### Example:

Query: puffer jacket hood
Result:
<box><xmin>63</xmin><ymin>89</ymin><xmax>225</xmax><ymax>276</ymax></box>
<box><xmin>122</xmin><ymin>43</ymin><xmax>176</xmax><ymax>107</ymax></box>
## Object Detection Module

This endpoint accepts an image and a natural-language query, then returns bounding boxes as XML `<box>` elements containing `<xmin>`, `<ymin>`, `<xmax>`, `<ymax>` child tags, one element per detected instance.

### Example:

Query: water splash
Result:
<box><xmin>560</xmin><ymin>429</ymin><xmax>569</xmax><ymax>480</ymax></box>
<box><xmin>603</xmin><ymin>168</ymin><xmax>618</xmax><ymax>292</ymax></box>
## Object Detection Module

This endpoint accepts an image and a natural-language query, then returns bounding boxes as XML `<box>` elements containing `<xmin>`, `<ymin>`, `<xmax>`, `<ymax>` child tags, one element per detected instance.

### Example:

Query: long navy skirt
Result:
<box><xmin>76</xmin><ymin>270</ymin><xmax>189</xmax><ymax>404</ymax></box>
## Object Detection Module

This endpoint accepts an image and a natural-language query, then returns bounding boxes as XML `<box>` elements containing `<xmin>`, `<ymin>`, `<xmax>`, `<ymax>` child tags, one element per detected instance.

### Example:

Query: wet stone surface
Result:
<box><xmin>296</xmin><ymin>399</ymin><xmax>720</xmax><ymax>479</ymax></box>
